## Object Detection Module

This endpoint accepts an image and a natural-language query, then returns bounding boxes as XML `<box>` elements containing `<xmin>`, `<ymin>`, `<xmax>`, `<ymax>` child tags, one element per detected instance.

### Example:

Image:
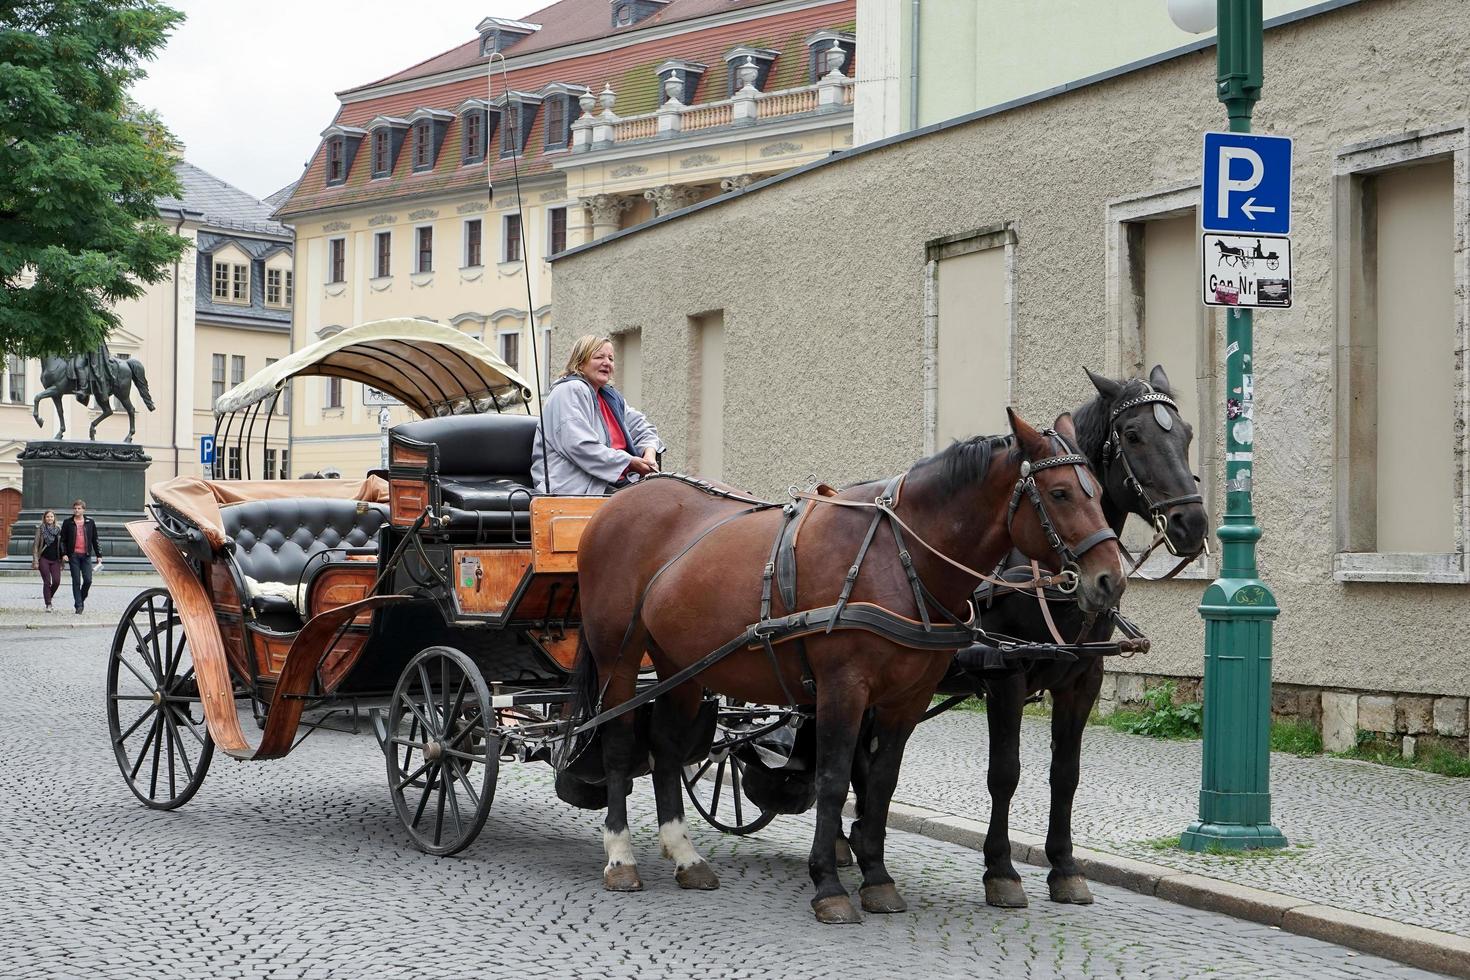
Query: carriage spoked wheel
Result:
<box><xmin>385</xmin><ymin>646</ymin><xmax>499</xmax><ymax>857</ymax></box>
<box><xmin>106</xmin><ymin>587</ymin><xmax>215</xmax><ymax>809</ymax></box>
<box><xmin>682</xmin><ymin>700</ymin><xmax>778</xmax><ymax>835</ymax></box>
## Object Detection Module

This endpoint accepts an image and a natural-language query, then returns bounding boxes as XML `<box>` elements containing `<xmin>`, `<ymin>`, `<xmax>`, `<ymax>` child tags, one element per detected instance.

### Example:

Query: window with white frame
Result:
<box><xmin>212</xmin><ymin>261</ymin><xmax>230</xmax><ymax>299</ymax></box>
<box><xmin>280</xmin><ymin>448</ymin><xmax>290</xmax><ymax>480</ymax></box>
<box><xmin>212</xmin><ymin>251</ymin><xmax>250</xmax><ymax>305</ymax></box>
<box><xmin>464</xmin><ymin>219</ymin><xmax>482</xmax><ymax>268</ymax></box>
<box><xmin>284</xmin><ymin>270</ymin><xmax>294</xmax><ymax>306</ymax></box>
<box><xmin>503</xmin><ymin>214</ymin><xmax>522</xmax><ymax>263</ymax></box>
<box><xmin>227</xmin><ymin>446</ymin><xmax>241</xmax><ymax>480</ymax></box>
<box><xmin>324</xmin><ymin>376</ymin><xmax>342</xmax><ymax>410</ymax></box>
<box><xmin>211</xmin><ymin>353</ymin><xmax>226</xmax><ymax>403</ymax></box>
<box><xmin>328</xmin><ymin>238</ymin><xmax>346</xmax><ymax>284</ymax></box>
<box><xmin>265</xmin><ymin>448</ymin><xmax>278</xmax><ymax>480</ymax></box>
<box><xmin>1334</xmin><ymin>125</ymin><xmax>1469</xmax><ymax>583</ymax></box>
<box><xmin>925</xmin><ymin>224</ymin><xmax>1015</xmax><ymax>451</ymax></box>
<box><xmin>498</xmin><ymin>328</ymin><xmax>520</xmax><ymax>372</ymax></box>
<box><xmin>265</xmin><ymin>261</ymin><xmax>291</xmax><ymax>308</ymax></box>
<box><xmin>375</xmin><ymin>231</ymin><xmax>392</xmax><ymax>278</ymax></box>
<box><xmin>415</xmin><ymin>226</ymin><xmax>433</xmax><ymax>273</ymax></box>
<box><xmin>548</xmin><ymin>207</ymin><xmax>567</xmax><ymax>256</ymax></box>
<box><xmin>7</xmin><ymin>354</ymin><xmax>25</xmax><ymax>403</ymax></box>
<box><xmin>231</xmin><ymin>262</ymin><xmax>249</xmax><ymax>302</ymax></box>
<box><xmin>1107</xmin><ymin>185</ymin><xmax>1217</xmax><ymax>577</ymax></box>
<box><xmin>412</xmin><ymin>120</ymin><xmax>433</xmax><ymax>171</ymax></box>
<box><xmin>230</xmin><ymin>354</ymin><xmax>245</xmax><ymax>388</ymax></box>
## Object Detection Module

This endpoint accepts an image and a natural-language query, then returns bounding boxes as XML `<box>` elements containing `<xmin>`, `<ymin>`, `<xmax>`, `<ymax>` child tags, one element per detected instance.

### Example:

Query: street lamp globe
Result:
<box><xmin>1167</xmin><ymin>0</ymin><xmax>1216</xmax><ymax>33</ymax></box>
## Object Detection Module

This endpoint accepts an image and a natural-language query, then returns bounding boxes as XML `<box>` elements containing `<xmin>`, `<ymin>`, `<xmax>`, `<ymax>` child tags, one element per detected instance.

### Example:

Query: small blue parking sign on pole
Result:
<box><xmin>1202</xmin><ymin>132</ymin><xmax>1292</xmax><ymax>235</ymax></box>
<box><xmin>200</xmin><ymin>434</ymin><xmax>215</xmax><ymax>465</ymax></box>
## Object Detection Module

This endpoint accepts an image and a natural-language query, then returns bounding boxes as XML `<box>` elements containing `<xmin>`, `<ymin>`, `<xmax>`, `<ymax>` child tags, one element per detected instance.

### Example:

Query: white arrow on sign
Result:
<box><xmin>1240</xmin><ymin>197</ymin><xmax>1276</xmax><ymax>221</ymax></box>
<box><xmin>1217</xmin><ymin>145</ymin><xmax>1264</xmax><ymax>221</ymax></box>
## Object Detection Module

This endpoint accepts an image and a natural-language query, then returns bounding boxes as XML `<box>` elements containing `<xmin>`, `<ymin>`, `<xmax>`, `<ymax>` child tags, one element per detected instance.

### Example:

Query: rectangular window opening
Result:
<box><xmin>464</xmin><ymin>219</ymin><xmax>482</xmax><ymax>268</ymax></box>
<box><xmin>375</xmin><ymin>231</ymin><xmax>392</xmax><ymax>278</ymax></box>
<box><xmin>416</xmin><ymin>226</ymin><xmax>433</xmax><ymax>273</ymax></box>
<box><xmin>503</xmin><ymin>214</ymin><xmax>522</xmax><ymax>263</ymax></box>
<box><xmin>328</xmin><ymin>238</ymin><xmax>345</xmax><ymax>284</ymax></box>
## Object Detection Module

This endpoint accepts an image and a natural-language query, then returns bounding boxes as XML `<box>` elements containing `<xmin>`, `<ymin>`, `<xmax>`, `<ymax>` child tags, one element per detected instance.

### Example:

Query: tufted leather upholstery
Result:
<box><xmin>392</xmin><ymin>414</ymin><xmax>540</xmax><ymax>533</ymax></box>
<box><xmin>392</xmin><ymin>413</ymin><xmax>539</xmax><ymax>478</ymax></box>
<box><xmin>221</xmin><ymin>499</ymin><xmax>388</xmax><ymax>627</ymax></box>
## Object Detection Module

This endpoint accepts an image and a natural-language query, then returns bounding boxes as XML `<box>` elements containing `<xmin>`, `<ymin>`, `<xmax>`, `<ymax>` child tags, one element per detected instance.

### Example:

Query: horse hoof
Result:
<box><xmin>603</xmin><ymin>865</ymin><xmax>644</xmax><ymax>892</ymax></box>
<box><xmin>859</xmin><ymin>883</ymin><xmax>907</xmax><ymax>914</ymax></box>
<box><xmin>835</xmin><ymin>836</ymin><xmax>854</xmax><ymax>868</ymax></box>
<box><xmin>675</xmin><ymin>861</ymin><xmax>720</xmax><ymax>891</ymax></box>
<box><xmin>985</xmin><ymin>877</ymin><xmax>1029</xmax><ymax>908</ymax></box>
<box><xmin>1049</xmin><ymin>875</ymin><xmax>1094</xmax><ymax>905</ymax></box>
<box><xmin>812</xmin><ymin>895</ymin><xmax>861</xmax><ymax>924</ymax></box>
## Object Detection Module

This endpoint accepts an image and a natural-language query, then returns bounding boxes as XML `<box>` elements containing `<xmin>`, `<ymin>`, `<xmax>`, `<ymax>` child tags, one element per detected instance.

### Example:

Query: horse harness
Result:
<box><xmin>573</xmin><ymin>443</ymin><xmax>1128</xmax><ymax>735</ymax></box>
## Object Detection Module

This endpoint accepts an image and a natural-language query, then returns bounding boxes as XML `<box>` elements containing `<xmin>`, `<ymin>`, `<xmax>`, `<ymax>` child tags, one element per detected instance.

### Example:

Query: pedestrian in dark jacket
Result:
<box><xmin>59</xmin><ymin>498</ymin><xmax>102</xmax><ymax>614</ymax></box>
<box><xmin>30</xmin><ymin>509</ymin><xmax>63</xmax><ymax>612</ymax></box>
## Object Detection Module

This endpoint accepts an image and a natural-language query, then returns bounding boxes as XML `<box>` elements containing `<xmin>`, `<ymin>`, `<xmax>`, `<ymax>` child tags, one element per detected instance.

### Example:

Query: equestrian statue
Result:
<box><xmin>31</xmin><ymin>343</ymin><xmax>156</xmax><ymax>442</ymax></box>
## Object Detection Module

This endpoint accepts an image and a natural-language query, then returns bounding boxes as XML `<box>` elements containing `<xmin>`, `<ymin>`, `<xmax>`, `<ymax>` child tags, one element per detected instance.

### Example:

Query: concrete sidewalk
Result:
<box><xmin>894</xmin><ymin>708</ymin><xmax>1470</xmax><ymax>975</ymax></box>
<box><xmin>0</xmin><ymin>575</ymin><xmax>161</xmax><ymax>629</ymax></box>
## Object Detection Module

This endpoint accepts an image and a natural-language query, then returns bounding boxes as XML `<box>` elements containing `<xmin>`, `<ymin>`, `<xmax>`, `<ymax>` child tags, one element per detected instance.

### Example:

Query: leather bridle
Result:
<box><xmin>1101</xmin><ymin>387</ymin><xmax>1205</xmax><ymax>559</ymax></box>
<box><xmin>1007</xmin><ymin>430</ymin><xmax>1118</xmax><ymax>580</ymax></box>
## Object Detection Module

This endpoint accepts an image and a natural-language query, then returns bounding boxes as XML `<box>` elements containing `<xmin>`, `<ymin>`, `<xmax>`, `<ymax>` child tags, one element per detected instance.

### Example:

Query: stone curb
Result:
<box><xmin>871</xmin><ymin>800</ymin><xmax>1470</xmax><ymax>978</ymax></box>
<box><xmin>0</xmin><ymin>621</ymin><xmax>117</xmax><ymax>631</ymax></box>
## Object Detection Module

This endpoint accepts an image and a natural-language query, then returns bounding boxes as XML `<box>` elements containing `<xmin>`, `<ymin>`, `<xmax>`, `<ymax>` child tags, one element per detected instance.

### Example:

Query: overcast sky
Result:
<box><xmin>129</xmin><ymin>0</ymin><xmax>544</xmax><ymax>201</ymax></box>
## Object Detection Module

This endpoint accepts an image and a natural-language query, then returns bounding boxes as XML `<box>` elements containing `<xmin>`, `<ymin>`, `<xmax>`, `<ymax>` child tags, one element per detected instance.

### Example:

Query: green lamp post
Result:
<box><xmin>1167</xmin><ymin>0</ymin><xmax>1287</xmax><ymax>852</ymax></box>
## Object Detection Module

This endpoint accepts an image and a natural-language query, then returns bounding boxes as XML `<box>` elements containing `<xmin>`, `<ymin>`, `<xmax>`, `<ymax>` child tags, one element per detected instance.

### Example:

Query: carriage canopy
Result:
<box><xmin>213</xmin><ymin>318</ymin><xmax>534</xmax><ymax>418</ymax></box>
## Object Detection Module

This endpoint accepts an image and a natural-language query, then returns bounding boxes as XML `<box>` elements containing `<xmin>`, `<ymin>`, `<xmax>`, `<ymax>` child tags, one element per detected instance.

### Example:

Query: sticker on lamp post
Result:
<box><xmin>1202</xmin><ymin>233</ymin><xmax>1291</xmax><ymax>309</ymax></box>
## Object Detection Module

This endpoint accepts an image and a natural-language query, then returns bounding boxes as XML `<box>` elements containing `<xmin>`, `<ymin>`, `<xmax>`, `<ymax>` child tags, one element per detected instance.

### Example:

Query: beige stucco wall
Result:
<box><xmin>193</xmin><ymin>322</ymin><xmax>291</xmax><ymax>479</ymax></box>
<box><xmin>551</xmin><ymin>0</ymin><xmax>1470</xmax><ymax>698</ymax></box>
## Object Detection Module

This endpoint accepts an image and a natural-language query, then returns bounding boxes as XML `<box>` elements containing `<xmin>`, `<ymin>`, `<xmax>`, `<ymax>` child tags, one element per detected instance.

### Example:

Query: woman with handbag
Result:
<box><xmin>30</xmin><ymin>509</ymin><xmax>63</xmax><ymax>612</ymax></box>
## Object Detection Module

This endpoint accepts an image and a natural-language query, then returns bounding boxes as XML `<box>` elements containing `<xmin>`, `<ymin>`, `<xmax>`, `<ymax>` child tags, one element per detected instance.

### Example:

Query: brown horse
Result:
<box><xmin>571</xmin><ymin>408</ymin><xmax>1126</xmax><ymax>923</ymax></box>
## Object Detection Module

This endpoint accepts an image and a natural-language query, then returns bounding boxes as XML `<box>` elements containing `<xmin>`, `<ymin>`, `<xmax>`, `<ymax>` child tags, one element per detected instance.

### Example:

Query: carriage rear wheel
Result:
<box><xmin>106</xmin><ymin>587</ymin><xmax>215</xmax><ymax>809</ymax></box>
<box><xmin>386</xmin><ymin>646</ymin><xmax>499</xmax><ymax>856</ymax></box>
<box><xmin>682</xmin><ymin>745</ymin><xmax>776</xmax><ymax>835</ymax></box>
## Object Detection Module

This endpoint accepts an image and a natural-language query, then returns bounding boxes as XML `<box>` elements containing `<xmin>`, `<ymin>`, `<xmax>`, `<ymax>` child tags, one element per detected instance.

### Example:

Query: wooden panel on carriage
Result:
<box><xmin>389</xmin><ymin>441</ymin><xmax>430</xmax><ymax>470</ymax></box>
<box><xmin>389</xmin><ymin>478</ymin><xmax>430</xmax><ymax>526</ymax></box>
<box><xmin>308</xmin><ymin>562</ymin><xmax>378</xmax><ymax>617</ymax></box>
<box><xmin>450</xmin><ymin>548</ymin><xmax>533</xmax><ymax>616</ymax></box>
<box><xmin>530</xmin><ymin>497</ymin><xmax>605</xmax><ymax>573</ymax></box>
<box><xmin>529</xmin><ymin>627</ymin><xmax>581</xmax><ymax>671</ymax></box>
<box><xmin>505</xmin><ymin>571</ymin><xmax>577</xmax><ymax>622</ymax></box>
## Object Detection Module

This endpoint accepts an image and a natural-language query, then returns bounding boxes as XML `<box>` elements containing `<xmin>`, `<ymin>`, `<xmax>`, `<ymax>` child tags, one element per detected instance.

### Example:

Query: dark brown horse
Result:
<box><xmin>972</xmin><ymin>366</ymin><xmax>1209</xmax><ymax>908</ymax></box>
<box><xmin>571</xmin><ymin>408</ymin><xmax>1126</xmax><ymax>923</ymax></box>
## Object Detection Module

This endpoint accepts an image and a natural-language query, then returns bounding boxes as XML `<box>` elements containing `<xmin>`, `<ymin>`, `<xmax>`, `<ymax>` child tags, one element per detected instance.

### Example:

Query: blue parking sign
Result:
<box><xmin>200</xmin><ymin>434</ymin><xmax>216</xmax><ymax>464</ymax></box>
<box><xmin>1202</xmin><ymin>132</ymin><xmax>1292</xmax><ymax>235</ymax></box>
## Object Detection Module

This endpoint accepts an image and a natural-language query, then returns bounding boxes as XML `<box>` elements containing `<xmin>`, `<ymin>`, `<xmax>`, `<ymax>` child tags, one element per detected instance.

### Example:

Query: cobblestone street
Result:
<box><xmin>0</xmin><ymin>620</ymin><xmax>1443</xmax><ymax>979</ymax></box>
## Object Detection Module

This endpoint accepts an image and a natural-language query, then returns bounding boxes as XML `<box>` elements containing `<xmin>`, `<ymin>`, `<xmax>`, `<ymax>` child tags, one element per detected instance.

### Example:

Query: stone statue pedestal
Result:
<box><xmin>3</xmin><ymin>441</ymin><xmax>153</xmax><ymax>569</ymax></box>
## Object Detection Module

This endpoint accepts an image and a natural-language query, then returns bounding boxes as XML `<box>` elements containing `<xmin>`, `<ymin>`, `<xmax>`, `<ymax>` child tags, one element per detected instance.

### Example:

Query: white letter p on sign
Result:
<box><xmin>1217</xmin><ymin>146</ymin><xmax>1264</xmax><ymax>221</ymax></box>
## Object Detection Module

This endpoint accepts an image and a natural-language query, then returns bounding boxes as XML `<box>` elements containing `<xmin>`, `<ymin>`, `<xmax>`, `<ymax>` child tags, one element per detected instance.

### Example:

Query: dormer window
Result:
<box><xmin>476</xmin><ymin>16</ymin><xmax>540</xmax><ymax>56</ymax></box>
<box><xmin>319</xmin><ymin>125</ymin><xmax>366</xmax><ymax>186</ymax></box>
<box><xmin>367</xmin><ymin>116</ymin><xmax>408</xmax><ymax>178</ymax></box>
<box><xmin>495</xmin><ymin>92</ymin><xmax>541</xmax><ymax>159</ymax></box>
<box><xmin>608</xmin><ymin>0</ymin><xmax>668</xmax><ymax>29</ymax></box>
<box><xmin>805</xmin><ymin>31</ymin><xmax>856</xmax><ymax>82</ymax></box>
<box><xmin>406</xmin><ymin>108</ymin><xmax>452</xmax><ymax>172</ymax></box>
<box><xmin>457</xmin><ymin>99</ymin><xmax>491</xmax><ymax>165</ymax></box>
<box><xmin>723</xmin><ymin>47</ymin><xmax>779</xmax><ymax>97</ymax></box>
<box><xmin>540</xmin><ymin>85</ymin><xmax>586</xmax><ymax>151</ymax></box>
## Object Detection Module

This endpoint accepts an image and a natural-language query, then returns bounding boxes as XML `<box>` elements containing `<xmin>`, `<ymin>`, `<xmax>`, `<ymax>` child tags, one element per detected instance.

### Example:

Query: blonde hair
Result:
<box><xmin>42</xmin><ymin>509</ymin><xmax>56</xmax><ymax>525</ymax></box>
<box><xmin>563</xmin><ymin>335</ymin><xmax>614</xmax><ymax>380</ymax></box>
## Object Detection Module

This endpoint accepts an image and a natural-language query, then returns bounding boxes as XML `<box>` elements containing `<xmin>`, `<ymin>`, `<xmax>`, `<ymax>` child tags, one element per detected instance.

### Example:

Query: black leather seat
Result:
<box><xmin>392</xmin><ymin>413</ymin><xmax>540</xmax><ymax>538</ymax></box>
<box><xmin>221</xmin><ymin>497</ymin><xmax>388</xmax><ymax>630</ymax></box>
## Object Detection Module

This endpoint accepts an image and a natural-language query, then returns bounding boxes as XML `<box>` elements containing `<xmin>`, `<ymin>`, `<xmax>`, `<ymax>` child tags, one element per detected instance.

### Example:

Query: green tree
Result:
<box><xmin>0</xmin><ymin>0</ymin><xmax>188</xmax><ymax>359</ymax></box>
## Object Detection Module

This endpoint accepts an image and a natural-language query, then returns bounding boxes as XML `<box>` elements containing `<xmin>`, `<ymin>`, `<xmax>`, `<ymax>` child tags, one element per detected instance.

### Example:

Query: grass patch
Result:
<box><xmin>1332</xmin><ymin>730</ymin><xmax>1470</xmax><ymax>778</ymax></box>
<box><xmin>1090</xmin><ymin>682</ymin><xmax>1202</xmax><ymax>739</ymax></box>
<box><xmin>1135</xmin><ymin>834</ymin><xmax>1310</xmax><ymax>859</ymax></box>
<box><xmin>1269</xmin><ymin>719</ymin><xmax>1323</xmax><ymax>757</ymax></box>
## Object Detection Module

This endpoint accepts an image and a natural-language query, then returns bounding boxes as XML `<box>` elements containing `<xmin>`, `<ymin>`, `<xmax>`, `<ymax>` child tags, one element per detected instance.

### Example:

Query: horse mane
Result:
<box><xmin>914</xmin><ymin>433</ymin><xmax>1018</xmax><ymax>497</ymax></box>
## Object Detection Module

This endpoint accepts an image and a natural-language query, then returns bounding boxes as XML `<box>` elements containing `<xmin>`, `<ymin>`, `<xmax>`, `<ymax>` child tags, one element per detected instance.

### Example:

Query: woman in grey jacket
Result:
<box><xmin>533</xmin><ymin>335</ymin><xmax>664</xmax><ymax>495</ymax></box>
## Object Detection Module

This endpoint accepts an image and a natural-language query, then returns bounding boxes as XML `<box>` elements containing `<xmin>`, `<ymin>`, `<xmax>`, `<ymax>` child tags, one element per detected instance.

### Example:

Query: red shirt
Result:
<box><xmin>73</xmin><ymin>519</ymin><xmax>86</xmax><ymax>554</ymax></box>
<box><xmin>597</xmin><ymin>393</ymin><xmax>628</xmax><ymax>452</ymax></box>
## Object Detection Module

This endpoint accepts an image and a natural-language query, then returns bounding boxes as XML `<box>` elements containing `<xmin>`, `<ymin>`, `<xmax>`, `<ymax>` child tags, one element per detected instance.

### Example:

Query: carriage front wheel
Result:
<box><xmin>106</xmin><ymin>587</ymin><xmax>215</xmax><ymax>809</ymax></box>
<box><xmin>386</xmin><ymin>645</ymin><xmax>499</xmax><ymax>856</ymax></box>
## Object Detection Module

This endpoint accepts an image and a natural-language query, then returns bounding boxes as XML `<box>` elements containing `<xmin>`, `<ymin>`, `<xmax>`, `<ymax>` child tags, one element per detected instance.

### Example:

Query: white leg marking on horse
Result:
<box><xmin>603</xmin><ymin>827</ymin><xmax>636</xmax><ymax>869</ymax></box>
<box><xmin>658</xmin><ymin>818</ymin><xmax>704</xmax><ymax>870</ymax></box>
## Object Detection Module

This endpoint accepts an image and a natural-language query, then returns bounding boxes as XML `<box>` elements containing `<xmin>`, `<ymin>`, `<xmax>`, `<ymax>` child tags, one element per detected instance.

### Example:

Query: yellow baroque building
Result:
<box><xmin>275</xmin><ymin>0</ymin><xmax>858</xmax><ymax>479</ymax></box>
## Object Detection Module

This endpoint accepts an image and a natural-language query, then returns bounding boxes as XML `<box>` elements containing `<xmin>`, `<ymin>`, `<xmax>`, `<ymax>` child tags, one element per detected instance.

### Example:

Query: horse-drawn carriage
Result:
<box><xmin>107</xmin><ymin>318</ymin><xmax>1205</xmax><ymax>921</ymax></box>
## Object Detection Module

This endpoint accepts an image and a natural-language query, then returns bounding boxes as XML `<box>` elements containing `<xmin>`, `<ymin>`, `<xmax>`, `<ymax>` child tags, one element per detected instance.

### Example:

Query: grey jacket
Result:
<box><xmin>532</xmin><ymin>375</ymin><xmax>663</xmax><ymax>495</ymax></box>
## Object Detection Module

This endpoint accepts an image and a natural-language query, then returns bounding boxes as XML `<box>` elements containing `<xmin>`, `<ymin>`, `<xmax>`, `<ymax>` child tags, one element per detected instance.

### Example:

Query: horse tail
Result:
<box><xmin>568</xmin><ymin>631</ymin><xmax>601</xmax><ymax>725</ymax></box>
<box><xmin>128</xmin><ymin>359</ymin><xmax>156</xmax><ymax>411</ymax></box>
